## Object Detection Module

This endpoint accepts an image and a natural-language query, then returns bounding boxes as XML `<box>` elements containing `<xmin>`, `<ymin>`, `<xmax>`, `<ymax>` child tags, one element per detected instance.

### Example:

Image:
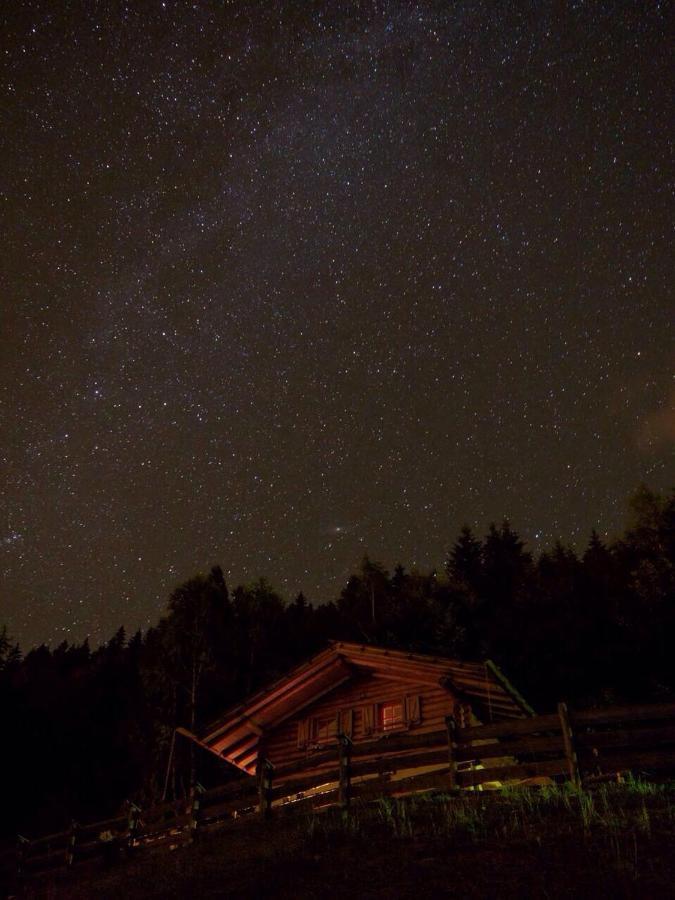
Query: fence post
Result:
<box><xmin>257</xmin><ymin>758</ymin><xmax>274</xmax><ymax>819</ymax></box>
<box><xmin>16</xmin><ymin>835</ymin><xmax>29</xmax><ymax>885</ymax></box>
<box><xmin>189</xmin><ymin>783</ymin><xmax>205</xmax><ymax>841</ymax></box>
<box><xmin>126</xmin><ymin>801</ymin><xmax>141</xmax><ymax>854</ymax></box>
<box><xmin>338</xmin><ymin>733</ymin><xmax>352</xmax><ymax>810</ymax></box>
<box><xmin>445</xmin><ymin>714</ymin><xmax>459</xmax><ymax>792</ymax></box>
<box><xmin>558</xmin><ymin>701</ymin><xmax>581</xmax><ymax>788</ymax></box>
<box><xmin>66</xmin><ymin>819</ymin><xmax>78</xmax><ymax>868</ymax></box>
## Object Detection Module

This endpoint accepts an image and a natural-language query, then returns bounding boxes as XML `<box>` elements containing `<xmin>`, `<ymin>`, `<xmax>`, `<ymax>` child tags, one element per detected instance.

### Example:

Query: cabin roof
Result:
<box><xmin>201</xmin><ymin>641</ymin><xmax>533</xmax><ymax>774</ymax></box>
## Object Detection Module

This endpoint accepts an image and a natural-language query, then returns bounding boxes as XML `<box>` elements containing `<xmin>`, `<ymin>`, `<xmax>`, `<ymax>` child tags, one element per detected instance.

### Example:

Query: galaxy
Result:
<box><xmin>1</xmin><ymin>2</ymin><xmax>672</xmax><ymax>648</ymax></box>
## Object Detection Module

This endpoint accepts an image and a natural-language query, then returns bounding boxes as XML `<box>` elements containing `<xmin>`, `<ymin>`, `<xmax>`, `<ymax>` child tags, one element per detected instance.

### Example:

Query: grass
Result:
<box><xmin>305</xmin><ymin>778</ymin><xmax>675</xmax><ymax>844</ymax></box>
<box><xmin>14</xmin><ymin>780</ymin><xmax>675</xmax><ymax>899</ymax></box>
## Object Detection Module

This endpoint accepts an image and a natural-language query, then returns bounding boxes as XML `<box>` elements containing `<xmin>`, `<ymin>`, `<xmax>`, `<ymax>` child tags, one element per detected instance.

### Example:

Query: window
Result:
<box><xmin>380</xmin><ymin>701</ymin><xmax>404</xmax><ymax>732</ymax></box>
<box><xmin>313</xmin><ymin>715</ymin><xmax>338</xmax><ymax>744</ymax></box>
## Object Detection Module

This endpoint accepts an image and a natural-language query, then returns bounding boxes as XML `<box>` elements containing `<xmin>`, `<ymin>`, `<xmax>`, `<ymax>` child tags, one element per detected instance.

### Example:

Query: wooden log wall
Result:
<box><xmin>264</xmin><ymin>670</ymin><xmax>460</xmax><ymax>771</ymax></box>
<box><xmin>5</xmin><ymin>700</ymin><xmax>675</xmax><ymax>888</ymax></box>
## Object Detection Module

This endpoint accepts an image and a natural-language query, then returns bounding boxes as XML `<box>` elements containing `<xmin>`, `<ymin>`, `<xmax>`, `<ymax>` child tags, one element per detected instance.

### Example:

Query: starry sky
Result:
<box><xmin>2</xmin><ymin>1</ymin><xmax>672</xmax><ymax>649</ymax></box>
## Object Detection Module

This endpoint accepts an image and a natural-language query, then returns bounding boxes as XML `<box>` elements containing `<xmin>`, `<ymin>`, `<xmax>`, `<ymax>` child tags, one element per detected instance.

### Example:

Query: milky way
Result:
<box><xmin>2</xmin><ymin>2</ymin><xmax>672</xmax><ymax>648</ymax></box>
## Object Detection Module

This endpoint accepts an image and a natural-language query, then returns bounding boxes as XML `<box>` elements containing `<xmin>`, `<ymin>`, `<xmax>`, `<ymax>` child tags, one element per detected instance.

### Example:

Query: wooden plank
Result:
<box><xmin>139</xmin><ymin>812</ymin><xmax>192</xmax><ymax>840</ymax></box>
<box><xmin>199</xmin><ymin>796</ymin><xmax>256</xmax><ymax>824</ymax></box>
<box><xmin>227</xmin><ymin>734</ymin><xmax>259</xmax><ymax>761</ymax></box>
<box><xmin>273</xmin><ymin>747</ymin><xmax>452</xmax><ymax>799</ymax></box>
<box><xmin>203</xmin><ymin>650</ymin><xmax>344</xmax><ymax>741</ymax></box>
<box><xmin>77</xmin><ymin>815</ymin><xmax>127</xmax><ymax>841</ymax></box>
<box><xmin>579</xmin><ymin>748</ymin><xmax>675</xmax><ymax>775</ymax></box>
<box><xmin>272</xmin><ymin>730</ymin><xmax>450</xmax><ymax>786</ymax></box>
<box><xmin>272</xmin><ymin>769</ymin><xmax>340</xmax><ymax>800</ymax></box>
<box><xmin>455</xmin><ymin>733</ymin><xmax>564</xmax><ymax>762</ymax></box>
<box><xmin>457</xmin><ymin>713</ymin><xmax>560</xmax><ymax>742</ymax></box>
<box><xmin>273</xmin><ymin>747</ymin><xmax>336</xmax><ymax>779</ymax></box>
<box><xmin>277</xmin><ymin>787</ymin><xmax>339</xmax><ymax>814</ymax></box>
<box><xmin>139</xmin><ymin>831</ymin><xmax>191</xmax><ymax>853</ymax></box>
<box><xmin>237</xmin><ymin>751</ymin><xmax>260</xmax><ymax>772</ymax></box>
<box><xmin>272</xmin><ymin>732</ymin><xmax>568</xmax><ymax>797</ymax></box>
<box><xmin>142</xmin><ymin>798</ymin><xmax>184</xmax><ymax>824</ymax></box>
<box><xmin>576</xmin><ymin>725</ymin><xmax>675</xmax><ymax>752</ymax></box>
<box><xmin>351</xmin><ymin>768</ymin><xmax>453</xmax><ymax>801</ymax></box>
<box><xmin>457</xmin><ymin>757</ymin><xmax>568</xmax><ymax>787</ymax></box>
<box><xmin>572</xmin><ymin>703</ymin><xmax>675</xmax><ymax>727</ymax></box>
<box><xmin>252</xmin><ymin>665</ymin><xmax>355</xmax><ymax>732</ymax></box>
<box><xmin>352</xmin><ymin>746</ymin><xmax>450</xmax><ymax>777</ymax></box>
<box><xmin>142</xmin><ymin>804</ymin><xmax>187</xmax><ymax>827</ymax></box>
<box><xmin>201</xmin><ymin>779</ymin><xmax>257</xmax><ymax>807</ymax></box>
<box><xmin>351</xmin><ymin>729</ymin><xmax>448</xmax><ymax>758</ymax></box>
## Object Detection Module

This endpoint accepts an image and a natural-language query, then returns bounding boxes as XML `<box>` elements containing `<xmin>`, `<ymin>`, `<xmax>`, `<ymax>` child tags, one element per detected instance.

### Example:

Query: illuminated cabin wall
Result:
<box><xmin>264</xmin><ymin>670</ymin><xmax>458</xmax><ymax>771</ymax></box>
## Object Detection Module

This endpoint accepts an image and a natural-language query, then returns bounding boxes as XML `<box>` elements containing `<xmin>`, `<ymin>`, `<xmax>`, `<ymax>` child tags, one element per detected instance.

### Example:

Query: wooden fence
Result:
<box><xmin>3</xmin><ymin>700</ymin><xmax>674</xmax><ymax>887</ymax></box>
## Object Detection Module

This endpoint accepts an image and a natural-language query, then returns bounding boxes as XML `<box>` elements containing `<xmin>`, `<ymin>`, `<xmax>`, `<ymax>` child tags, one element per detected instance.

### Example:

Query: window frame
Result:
<box><xmin>379</xmin><ymin>699</ymin><xmax>405</xmax><ymax>733</ymax></box>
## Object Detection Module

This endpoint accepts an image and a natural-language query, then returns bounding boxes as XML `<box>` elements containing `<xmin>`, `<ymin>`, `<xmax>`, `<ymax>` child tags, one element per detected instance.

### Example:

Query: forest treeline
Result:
<box><xmin>1</xmin><ymin>484</ymin><xmax>673</xmax><ymax>840</ymax></box>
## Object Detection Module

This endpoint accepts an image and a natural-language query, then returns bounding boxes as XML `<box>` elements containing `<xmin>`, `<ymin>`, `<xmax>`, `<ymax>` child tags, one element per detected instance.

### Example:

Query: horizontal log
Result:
<box><xmin>138</xmin><ymin>833</ymin><xmax>187</xmax><ymax>852</ymax></box>
<box><xmin>351</xmin><ymin>729</ymin><xmax>448</xmax><ymax>758</ymax></box>
<box><xmin>28</xmin><ymin>829</ymin><xmax>70</xmax><ymax>851</ymax></box>
<box><xmin>579</xmin><ymin>749</ymin><xmax>675</xmax><ymax>774</ymax></box>
<box><xmin>199</xmin><ymin>796</ymin><xmax>257</xmax><ymax>823</ymax></box>
<box><xmin>139</xmin><ymin>813</ymin><xmax>192</xmax><ymax>839</ymax></box>
<box><xmin>352</xmin><ymin>768</ymin><xmax>453</xmax><ymax>801</ymax></box>
<box><xmin>273</xmin><ymin>737</ymin><xmax>452</xmax><ymax>793</ymax></box>
<box><xmin>457</xmin><ymin>757</ymin><xmax>568</xmax><ymax>787</ymax></box>
<box><xmin>272</xmin><ymin>769</ymin><xmax>339</xmax><ymax>800</ymax></box>
<box><xmin>576</xmin><ymin>725</ymin><xmax>675</xmax><ymax>753</ymax></box>
<box><xmin>273</xmin><ymin>748</ymin><xmax>336</xmax><ymax>779</ymax></box>
<box><xmin>142</xmin><ymin>802</ymin><xmax>189</xmax><ymax>826</ymax></box>
<box><xmin>457</xmin><ymin>714</ymin><xmax>560</xmax><ymax>742</ymax></box>
<box><xmin>352</xmin><ymin>748</ymin><xmax>449</xmax><ymax>779</ymax></box>
<box><xmin>456</xmin><ymin>733</ymin><xmax>564</xmax><ymax>762</ymax></box>
<box><xmin>272</xmin><ymin>752</ymin><xmax>451</xmax><ymax>802</ymax></box>
<box><xmin>278</xmin><ymin>788</ymin><xmax>339</xmax><ymax>814</ymax></box>
<box><xmin>201</xmin><ymin>780</ymin><xmax>257</xmax><ymax>808</ymax></box>
<box><xmin>572</xmin><ymin>703</ymin><xmax>675</xmax><ymax>727</ymax></box>
<box><xmin>77</xmin><ymin>814</ymin><xmax>128</xmax><ymax>840</ymax></box>
<box><xmin>274</xmin><ymin>729</ymin><xmax>450</xmax><ymax>782</ymax></box>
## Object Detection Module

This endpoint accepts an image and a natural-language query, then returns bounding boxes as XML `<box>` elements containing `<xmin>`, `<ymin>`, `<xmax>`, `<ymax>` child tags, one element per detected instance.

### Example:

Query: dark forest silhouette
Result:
<box><xmin>1</xmin><ymin>484</ymin><xmax>673</xmax><ymax>841</ymax></box>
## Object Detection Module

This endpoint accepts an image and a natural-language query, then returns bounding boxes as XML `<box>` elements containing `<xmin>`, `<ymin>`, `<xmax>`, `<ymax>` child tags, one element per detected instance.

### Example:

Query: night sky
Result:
<box><xmin>2</xmin><ymin>2</ymin><xmax>672</xmax><ymax>649</ymax></box>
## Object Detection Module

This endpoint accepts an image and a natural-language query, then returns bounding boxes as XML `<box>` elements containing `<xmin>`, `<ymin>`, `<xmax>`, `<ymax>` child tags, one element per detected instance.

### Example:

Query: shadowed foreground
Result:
<box><xmin>16</xmin><ymin>781</ymin><xmax>675</xmax><ymax>899</ymax></box>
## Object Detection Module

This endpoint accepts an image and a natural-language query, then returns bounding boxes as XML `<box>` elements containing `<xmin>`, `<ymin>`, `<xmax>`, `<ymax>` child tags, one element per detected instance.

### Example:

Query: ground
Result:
<box><xmin>13</xmin><ymin>781</ymin><xmax>675</xmax><ymax>899</ymax></box>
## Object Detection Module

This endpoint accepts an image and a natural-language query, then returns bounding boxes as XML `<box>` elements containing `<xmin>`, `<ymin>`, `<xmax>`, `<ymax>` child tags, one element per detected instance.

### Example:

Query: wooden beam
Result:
<box><xmin>455</xmin><ymin>733</ymin><xmax>564</xmax><ymax>763</ymax></box>
<box><xmin>236</xmin><ymin>751</ymin><xmax>259</xmax><ymax>772</ymax></box>
<box><xmin>458</xmin><ymin>757</ymin><xmax>568</xmax><ymax>787</ymax></box>
<box><xmin>259</xmin><ymin>671</ymin><xmax>353</xmax><ymax>732</ymax></box>
<box><xmin>256</xmin><ymin>757</ymin><xmax>274</xmax><ymax>819</ymax></box>
<box><xmin>558</xmin><ymin>702</ymin><xmax>581</xmax><ymax>788</ymax></box>
<box><xmin>227</xmin><ymin>734</ymin><xmax>259</xmax><ymax>761</ymax></box>
<box><xmin>572</xmin><ymin>702</ymin><xmax>675</xmax><ymax>727</ymax></box>
<box><xmin>457</xmin><ymin>713</ymin><xmax>560</xmax><ymax>742</ymax></box>
<box><xmin>446</xmin><ymin>714</ymin><xmax>458</xmax><ymax>791</ymax></box>
<box><xmin>338</xmin><ymin>734</ymin><xmax>352</xmax><ymax>809</ymax></box>
<box><xmin>246</xmin><ymin>656</ymin><xmax>353</xmax><ymax>719</ymax></box>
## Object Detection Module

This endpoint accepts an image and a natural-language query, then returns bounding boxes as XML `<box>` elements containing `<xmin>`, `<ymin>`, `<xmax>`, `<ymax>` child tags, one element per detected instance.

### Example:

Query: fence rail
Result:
<box><xmin>3</xmin><ymin>699</ymin><xmax>674</xmax><ymax>887</ymax></box>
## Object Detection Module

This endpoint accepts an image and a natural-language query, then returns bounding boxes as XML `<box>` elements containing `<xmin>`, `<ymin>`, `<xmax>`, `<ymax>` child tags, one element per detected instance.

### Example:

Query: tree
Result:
<box><xmin>157</xmin><ymin>568</ymin><xmax>231</xmax><ymax>793</ymax></box>
<box><xmin>445</xmin><ymin>526</ymin><xmax>483</xmax><ymax>593</ymax></box>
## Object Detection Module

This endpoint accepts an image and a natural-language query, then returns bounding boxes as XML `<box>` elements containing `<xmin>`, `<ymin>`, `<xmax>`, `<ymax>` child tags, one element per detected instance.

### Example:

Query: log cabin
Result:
<box><xmin>200</xmin><ymin>642</ymin><xmax>533</xmax><ymax>804</ymax></box>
